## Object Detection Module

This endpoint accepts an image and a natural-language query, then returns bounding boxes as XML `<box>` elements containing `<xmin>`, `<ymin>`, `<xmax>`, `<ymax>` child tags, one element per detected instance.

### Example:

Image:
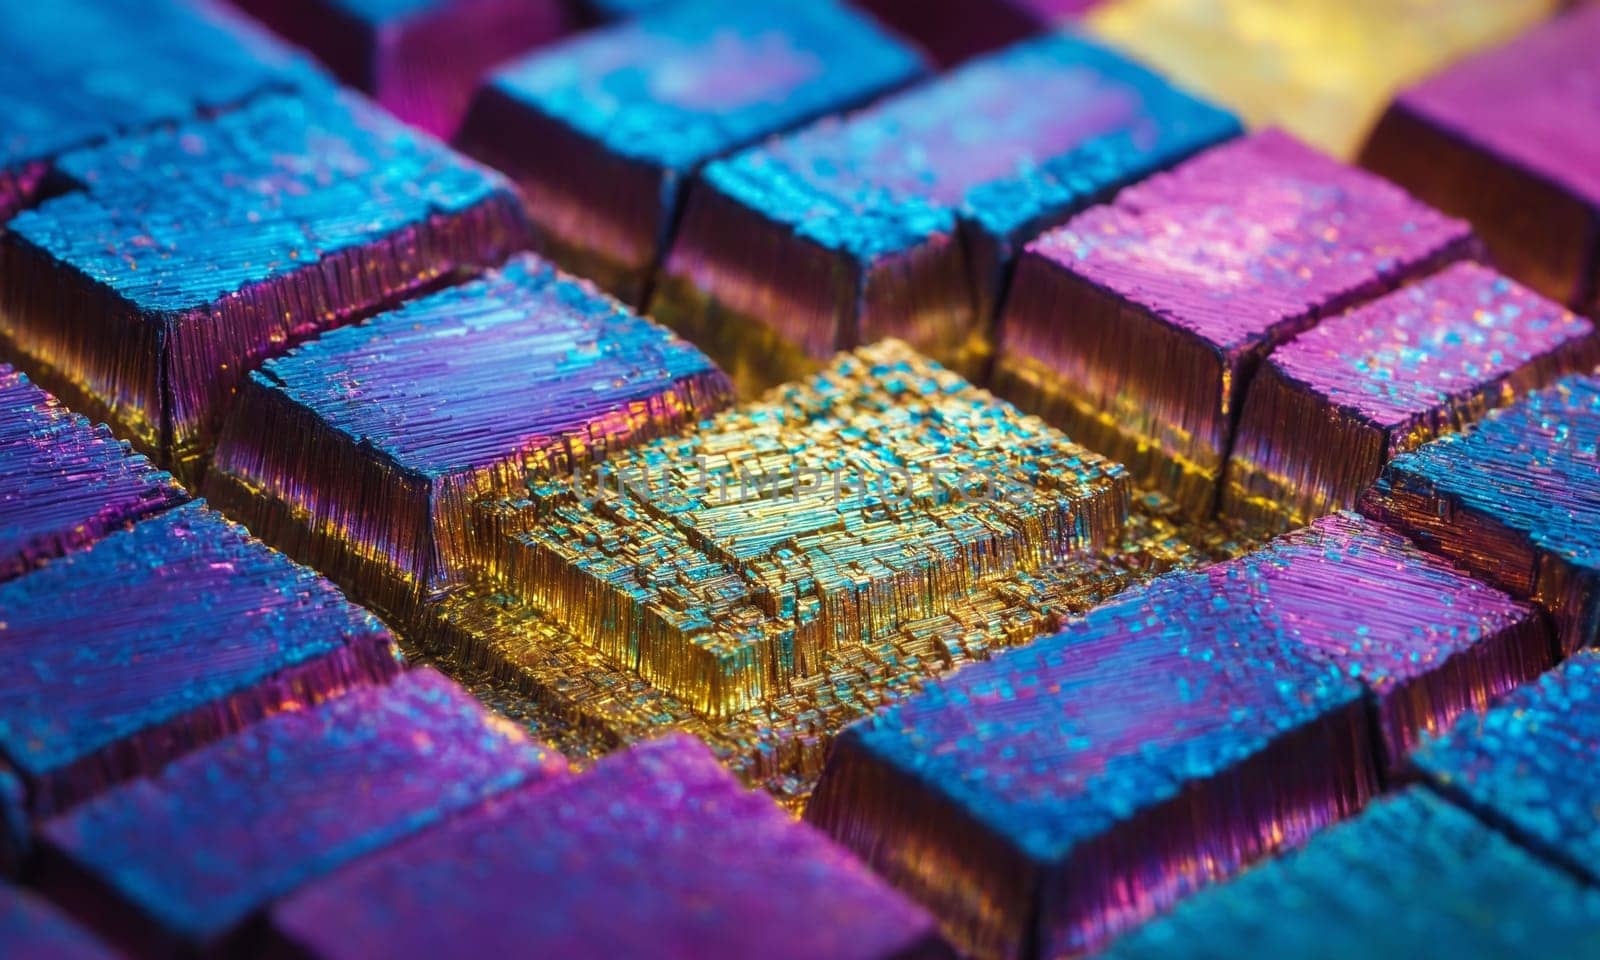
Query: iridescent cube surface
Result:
<box><xmin>1223</xmin><ymin>263</ymin><xmax>1597</xmax><ymax>530</ymax></box>
<box><xmin>0</xmin><ymin>503</ymin><xmax>400</xmax><ymax>868</ymax></box>
<box><xmin>1362</xmin><ymin>5</ymin><xmax>1600</xmax><ymax>311</ymax></box>
<box><xmin>267</xmin><ymin>735</ymin><xmax>951</xmax><ymax>960</ymax></box>
<box><xmin>206</xmin><ymin>253</ymin><xmax>732</xmax><ymax>619</ymax></box>
<box><xmin>0</xmin><ymin>90</ymin><xmax>525</xmax><ymax>482</ymax></box>
<box><xmin>0</xmin><ymin>365</ymin><xmax>186</xmax><ymax>583</ymax></box>
<box><xmin>994</xmin><ymin>130</ymin><xmax>1474</xmax><ymax>517</ymax></box>
<box><xmin>652</xmin><ymin>34</ymin><xmax>1239</xmax><ymax>392</ymax></box>
<box><xmin>1364</xmin><ymin>373</ymin><xmax>1600</xmax><ymax>654</ymax></box>
<box><xmin>35</xmin><ymin>669</ymin><xmax>564</xmax><ymax>954</ymax></box>
<box><xmin>0</xmin><ymin>0</ymin><xmax>317</xmax><ymax>222</ymax></box>
<box><xmin>458</xmin><ymin>0</ymin><xmax>928</xmax><ymax>303</ymax></box>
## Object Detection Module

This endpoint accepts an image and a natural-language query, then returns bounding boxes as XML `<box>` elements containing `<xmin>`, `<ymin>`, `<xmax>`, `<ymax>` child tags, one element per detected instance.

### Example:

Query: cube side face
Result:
<box><xmin>0</xmin><ymin>365</ymin><xmax>187</xmax><ymax>584</ymax></box>
<box><xmin>0</xmin><ymin>93</ymin><xmax>526</xmax><ymax>483</ymax></box>
<box><xmin>0</xmin><ymin>503</ymin><xmax>401</xmax><ymax>823</ymax></box>
<box><xmin>994</xmin><ymin>252</ymin><xmax>1230</xmax><ymax>517</ymax></box>
<box><xmin>1363</xmin><ymin>374</ymin><xmax>1600</xmax><ymax>654</ymax></box>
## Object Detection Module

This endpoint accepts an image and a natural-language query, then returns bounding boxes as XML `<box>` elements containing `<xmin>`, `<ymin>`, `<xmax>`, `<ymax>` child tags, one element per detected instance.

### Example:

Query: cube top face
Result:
<box><xmin>270</xmin><ymin>735</ymin><xmax>943</xmax><ymax>960</ymax></box>
<box><xmin>1103</xmin><ymin>788</ymin><xmax>1600</xmax><ymax>960</ymax></box>
<box><xmin>0</xmin><ymin>0</ymin><xmax>311</xmax><ymax>177</ymax></box>
<box><xmin>1397</xmin><ymin>6</ymin><xmax>1600</xmax><ymax>212</ymax></box>
<box><xmin>1029</xmin><ymin>130</ymin><xmax>1473</xmax><ymax>357</ymax></box>
<box><xmin>1413</xmin><ymin>650</ymin><xmax>1600</xmax><ymax>874</ymax></box>
<box><xmin>1268</xmin><ymin>262</ymin><xmax>1594</xmax><ymax>431</ymax></box>
<box><xmin>703</xmin><ymin>33</ymin><xmax>1239</xmax><ymax>260</ymax></box>
<box><xmin>842</xmin><ymin>567</ymin><xmax>1361</xmax><ymax>862</ymax></box>
<box><xmin>490</xmin><ymin>0</ymin><xmax>928</xmax><ymax>173</ymax></box>
<box><xmin>0</xmin><ymin>502</ymin><xmax>391</xmax><ymax>777</ymax></box>
<box><xmin>250</xmin><ymin>254</ymin><xmax>729</xmax><ymax>479</ymax></box>
<box><xmin>1085</xmin><ymin>0</ymin><xmax>1558</xmax><ymax>157</ymax></box>
<box><xmin>0</xmin><ymin>365</ymin><xmax>185</xmax><ymax>582</ymax></box>
<box><xmin>1207</xmin><ymin>512</ymin><xmax>1536</xmax><ymax>699</ymax></box>
<box><xmin>1379</xmin><ymin>374</ymin><xmax>1600</xmax><ymax>575</ymax></box>
<box><xmin>9</xmin><ymin>90</ymin><xmax>512</xmax><ymax>316</ymax></box>
<box><xmin>41</xmin><ymin>668</ymin><xmax>565</xmax><ymax>943</ymax></box>
<box><xmin>492</xmin><ymin>340</ymin><xmax>1130</xmax><ymax>715</ymax></box>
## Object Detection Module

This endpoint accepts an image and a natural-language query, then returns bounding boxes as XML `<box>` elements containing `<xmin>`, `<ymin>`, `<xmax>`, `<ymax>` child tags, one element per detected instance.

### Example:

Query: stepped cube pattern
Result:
<box><xmin>1103</xmin><ymin>789</ymin><xmax>1600</xmax><ymax>959</ymax></box>
<box><xmin>1087</xmin><ymin>0</ymin><xmax>1559</xmax><ymax>156</ymax></box>
<box><xmin>1223</xmin><ymin>263</ymin><xmax>1597</xmax><ymax>530</ymax></box>
<box><xmin>0</xmin><ymin>0</ymin><xmax>315</xmax><ymax>222</ymax></box>
<box><xmin>0</xmin><ymin>90</ymin><xmax>525</xmax><ymax>483</ymax></box>
<box><xmin>651</xmin><ymin>33</ymin><xmax>1239</xmax><ymax>392</ymax></box>
<box><xmin>995</xmin><ymin>130</ymin><xmax>1475</xmax><ymax>517</ymax></box>
<box><xmin>1362</xmin><ymin>5</ymin><xmax>1600</xmax><ymax>312</ymax></box>
<box><xmin>36</xmin><ymin>669</ymin><xmax>565</xmax><ymax>954</ymax></box>
<box><xmin>0</xmin><ymin>365</ymin><xmax>186</xmax><ymax>583</ymax></box>
<box><xmin>267</xmin><ymin>735</ymin><xmax>950</xmax><ymax>960</ymax></box>
<box><xmin>1364</xmin><ymin>373</ymin><xmax>1600</xmax><ymax>654</ymax></box>
<box><xmin>206</xmin><ymin>253</ymin><xmax>733</xmax><ymax>619</ymax></box>
<box><xmin>458</xmin><ymin>0</ymin><xmax>928</xmax><ymax>304</ymax></box>
<box><xmin>230</xmin><ymin>0</ymin><xmax>572</xmax><ymax>138</ymax></box>
<box><xmin>806</xmin><ymin>511</ymin><xmax>1546</xmax><ymax>956</ymax></box>
<box><xmin>0</xmin><ymin>503</ymin><xmax>400</xmax><ymax>869</ymax></box>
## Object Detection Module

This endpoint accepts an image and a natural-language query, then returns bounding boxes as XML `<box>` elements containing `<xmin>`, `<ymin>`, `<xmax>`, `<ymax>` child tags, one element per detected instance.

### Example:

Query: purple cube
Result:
<box><xmin>205</xmin><ymin>253</ymin><xmax>733</xmax><ymax>619</ymax></box>
<box><xmin>852</xmin><ymin>0</ymin><xmax>1102</xmax><ymax>66</ymax></box>
<box><xmin>1362</xmin><ymin>6</ymin><xmax>1600</xmax><ymax>313</ymax></box>
<box><xmin>0</xmin><ymin>502</ymin><xmax>401</xmax><ymax>870</ymax></box>
<box><xmin>0</xmin><ymin>91</ymin><xmax>526</xmax><ymax>483</ymax></box>
<box><xmin>231</xmin><ymin>0</ymin><xmax>572</xmax><ymax>138</ymax></box>
<box><xmin>1363</xmin><ymin>373</ymin><xmax>1600</xmax><ymax>655</ymax></box>
<box><xmin>267</xmin><ymin>734</ymin><xmax>949</xmax><ymax>960</ymax></box>
<box><xmin>36</xmin><ymin>668</ymin><xmax>566</xmax><ymax>954</ymax></box>
<box><xmin>1223</xmin><ymin>262</ymin><xmax>1597</xmax><ymax>529</ymax></box>
<box><xmin>995</xmin><ymin>130</ymin><xmax>1475</xmax><ymax>517</ymax></box>
<box><xmin>651</xmin><ymin>33</ymin><xmax>1239</xmax><ymax>393</ymax></box>
<box><xmin>0</xmin><ymin>365</ymin><xmax>186</xmax><ymax>583</ymax></box>
<box><xmin>458</xmin><ymin>0</ymin><xmax>927</xmax><ymax>305</ymax></box>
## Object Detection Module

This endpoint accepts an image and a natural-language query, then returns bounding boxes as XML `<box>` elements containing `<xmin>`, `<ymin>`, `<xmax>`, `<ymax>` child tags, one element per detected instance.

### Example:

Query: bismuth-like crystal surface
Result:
<box><xmin>36</xmin><ymin>669</ymin><xmax>565</xmax><ymax>953</ymax></box>
<box><xmin>0</xmin><ymin>365</ymin><xmax>186</xmax><ymax>583</ymax></box>
<box><xmin>205</xmin><ymin>253</ymin><xmax>732</xmax><ymax>619</ymax></box>
<box><xmin>230</xmin><ymin>0</ymin><xmax>572</xmax><ymax>137</ymax></box>
<box><xmin>0</xmin><ymin>90</ymin><xmax>525</xmax><ymax>483</ymax></box>
<box><xmin>459</xmin><ymin>0</ymin><xmax>927</xmax><ymax>303</ymax></box>
<box><xmin>0</xmin><ymin>502</ymin><xmax>400</xmax><ymax>868</ymax></box>
<box><xmin>1363</xmin><ymin>373</ymin><xmax>1600</xmax><ymax>654</ymax></box>
<box><xmin>1102</xmin><ymin>788</ymin><xmax>1600</xmax><ymax>960</ymax></box>
<box><xmin>994</xmin><ymin>130</ymin><xmax>1475</xmax><ymax>517</ymax></box>
<box><xmin>0</xmin><ymin>0</ymin><xmax>315</xmax><ymax>222</ymax></box>
<box><xmin>473</xmin><ymin>340</ymin><xmax>1132</xmax><ymax>718</ymax></box>
<box><xmin>1223</xmin><ymin>263</ymin><xmax>1597</xmax><ymax>530</ymax></box>
<box><xmin>0</xmin><ymin>886</ymin><xmax>118</xmax><ymax>960</ymax></box>
<box><xmin>805</xmin><ymin>551</ymin><xmax>1375</xmax><ymax>958</ymax></box>
<box><xmin>267</xmin><ymin>735</ymin><xmax>950</xmax><ymax>960</ymax></box>
<box><xmin>1087</xmin><ymin>0</ymin><xmax>1559</xmax><ymax>157</ymax></box>
<box><xmin>411</xmin><ymin>343</ymin><xmax>1263</xmax><ymax>805</ymax></box>
<box><xmin>1201</xmin><ymin>511</ymin><xmax>1550</xmax><ymax>764</ymax></box>
<box><xmin>1413</xmin><ymin>650</ymin><xmax>1600</xmax><ymax>884</ymax></box>
<box><xmin>1361</xmin><ymin>5</ymin><xmax>1600</xmax><ymax>312</ymax></box>
<box><xmin>650</xmin><ymin>33</ymin><xmax>1239</xmax><ymax>392</ymax></box>
<box><xmin>852</xmin><ymin>0</ymin><xmax>1101</xmax><ymax>66</ymax></box>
